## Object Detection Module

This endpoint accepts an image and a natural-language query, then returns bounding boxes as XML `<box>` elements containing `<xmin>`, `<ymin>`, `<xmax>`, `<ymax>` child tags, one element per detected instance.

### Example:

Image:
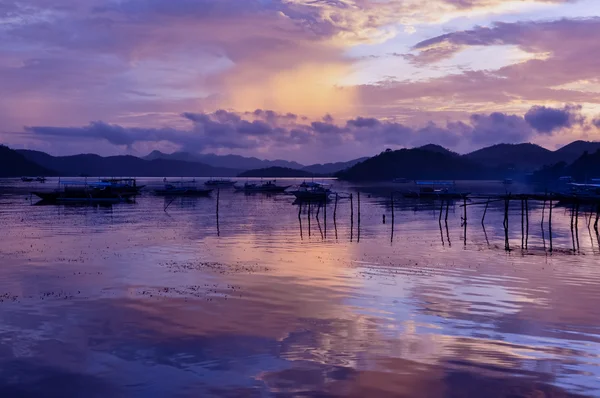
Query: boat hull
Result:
<box><xmin>32</xmin><ymin>191</ymin><xmax>134</xmax><ymax>203</ymax></box>
<box><xmin>205</xmin><ymin>181</ymin><xmax>236</xmax><ymax>187</ymax></box>
<box><xmin>291</xmin><ymin>191</ymin><xmax>330</xmax><ymax>201</ymax></box>
<box><xmin>235</xmin><ymin>185</ymin><xmax>291</xmax><ymax>193</ymax></box>
<box><xmin>402</xmin><ymin>192</ymin><xmax>470</xmax><ymax>199</ymax></box>
<box><xmin>154</xmin><ymin>189</ymin><xmax>213</xmax><ymax>196</ymax></box>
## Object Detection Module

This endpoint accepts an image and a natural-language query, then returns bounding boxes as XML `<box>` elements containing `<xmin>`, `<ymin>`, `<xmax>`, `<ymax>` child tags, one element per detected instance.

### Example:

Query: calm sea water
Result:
<box><xmin>0</xmin><ymin>178</ymin><xmax>598</xmax><ymax>397</ymax></box>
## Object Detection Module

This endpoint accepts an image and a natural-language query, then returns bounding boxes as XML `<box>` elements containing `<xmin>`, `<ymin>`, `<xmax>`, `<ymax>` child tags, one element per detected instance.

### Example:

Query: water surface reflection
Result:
<box><xmin>0</xmin><ymin>179</ymin><xmax>597</xmax><ymax>396</ymax></box>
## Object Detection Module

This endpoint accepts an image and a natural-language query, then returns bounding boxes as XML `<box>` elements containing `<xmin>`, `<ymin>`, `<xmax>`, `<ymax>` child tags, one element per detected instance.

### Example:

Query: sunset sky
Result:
<box><xmin>2</xmin><ymin>0</ymin><xmax>600</xmax><ymax>163</ymax></box>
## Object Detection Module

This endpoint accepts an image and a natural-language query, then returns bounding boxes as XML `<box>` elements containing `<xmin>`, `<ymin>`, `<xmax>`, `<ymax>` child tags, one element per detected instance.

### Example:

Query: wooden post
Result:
<box><xmin>391</xmin><ymin>192</ymin><xmax>395</xmax><ymax>225</ymax></box>
<box><xmin>520</xmin><ymin>199</ymin><xmax>525</xmax><ymax>249</ymax></box>
<box><xmin>481</xmin><ymin>199</ymin><xmax>489</xmax><ymax>225</ymax></box>
<box><xmin>334</xmin><ymin>193</ymin><xmax>338</xmax><ymax>220</ymax></box>
<box><xmin>350</xmin><ymin>194</ymin><xmax>354</xmax><ymax>242</ymax></box>
<box><xmin>525</xmin><ymin>199</ymin><xmax>529</xmax><ymax>249</ymax></box>
<box><xmin>445</xmin><ymin>201</ymin><xmax>449</xmax><ymax>222</ymax></box>
<box><xmin>575</xmin><ymin>202</ymin><xmax>580</xmax><ymax>251</ymax></box>
<box><xmin>504</xmin><ymin>197</ymin><xmax>510</xmax><ymax>251</ymax></box>
<box><xmin>216</xmin><ymin>188</ymin><xmax>220</xmax><ymax>237</ymax></box>
<box><xmin>570</xmin><ymin>204</ymin><xmax>576</xmax><ymax>252</ymax></box>
<box><xmin>324</xmin><ymin>199</ymin><xmax>327</xmax><ymax>239</ymax></box>
<box><xmin>334</xmin><ymin>194</ymin><xmax>338</xmax><ymax>240</ymax></box>
<box><xmin>541</xmin><ymin>198</ymin><xmax>546</xmax><ymax>226</ymax></box>
<box><xmin>357</xmin><ymin>192</ymin><xmax>361</xmax><ymax>226</ymax></box>
<box><xmin>549</xmin><ymin>198</ymin><xmax>553</xmax><ymax>252</ymax></box>
<box><xmin>595</xmin><ymin>205</ymin><xmax>599</xmax><ymax>231</ymax></box>
<box><xmin>308</xmin><ymin>200</ymin><xmax>311</xmax><ymax>237</ymax></box>
<box><xmin>298</xmin><ymin>202</ymin><xmax>303</xmax><ymax>239</ymax></box>
<box><xmin>439</xmin><ymin>200</ymin><xmax>444</xmax><ymax>223</ymax></box>
<box><xmin>463</xmin><ymin>197</ymin><xmax>467</xmax><ymax>225</ymax></box>
<box><xmin>357</xmin><ymin>192</ymin><xmax>361</xmax><ymax>243</ymax></box>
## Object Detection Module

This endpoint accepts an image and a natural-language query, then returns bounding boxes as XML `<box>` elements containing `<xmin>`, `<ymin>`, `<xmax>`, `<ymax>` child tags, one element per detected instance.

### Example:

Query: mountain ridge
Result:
<box><xmin>17</xmin><ymin>150</ymin><xmax>239</xmax><ymax>177</ymax></box>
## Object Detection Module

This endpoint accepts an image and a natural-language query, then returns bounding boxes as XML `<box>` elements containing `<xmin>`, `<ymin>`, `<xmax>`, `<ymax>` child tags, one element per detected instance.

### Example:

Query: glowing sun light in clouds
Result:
<box><xmin>224</xmin><ymin>62</ymin><xmax>357</xmax><ymax>118</ymax></box>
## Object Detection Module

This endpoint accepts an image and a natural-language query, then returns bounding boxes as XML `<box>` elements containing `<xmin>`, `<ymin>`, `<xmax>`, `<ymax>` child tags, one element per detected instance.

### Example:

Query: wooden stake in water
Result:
<box><xmin>525</xmin><ymin>199</ymin><xmax>529</xmax><ymax>249</ymax></box>
<box><xmin>334</xmin><ymin>194</ymin><xmax>338</xmax><ymax>240</ymax></box>
<box><xmin>439</xmin><ymin>200</ymin><xmax>444</xmax><ymax>224</ymax></box>
<box><xmin>391</xmin><ymin>192</ymin><xmax>395</xmax><ymax>224</ymax></box>
<box><xmin>518</xmin><ymin>199</ymin><xmax>523</xmax><ymax>245</ymax></box>
<box><xmin>541</xmin><ymin>198</ymin><xmax>546</xmax><ymax>226</ymax></box>
<box><xmin>445</xmin><ymin>200</ymin><xmax>450</xmax><ymax>223</ymax></box>
<box><xmin>350</xmin><ymin>194</ymin><xmax>354</xmax><ymax>242</ymax></box>
<box><xmin>216</xmin><ymin>188</ymin><xmax>220</xmax><ymax>237</ymax></box>
<box><xmin>481</xmin><ymin>200</ymin><xmax>489</xmax><ymax>226</ymax></box>
<box><xmin>334</xmin><ymin>193</ymin><xmax>338</xmax><ymax>220</ymax></box>
<box><xmin>504</xmin><ymin>197</ymin><xmax>510</xmax><ymax>251</ymax></box>
<box><xmin>549</xmin><ymin>198</ymin><xmax>553</xmax><ymax>252</ymax></box>
<box><xmin>357</xmin><ymin>192</ymin><xmax>361</xmax><ymax>243</ymax></box>
<box><xmin>308</xmin><ymin>200</ymin><xmax>311</xmax><ymax>237</ymax></box>
<box><xmin>298</xmin><ymin>203</ymin><xmax>303</xmax><ymax>240</ymax></box>
<box><xmin>575</xmin><ymin>202</ymin><xmax>580</xmax><ymax>251</ymax></box>
<box><xmin>324</xmin><ymin>200</ymin><xmax>327</xmax><ymax>239</ymax></box>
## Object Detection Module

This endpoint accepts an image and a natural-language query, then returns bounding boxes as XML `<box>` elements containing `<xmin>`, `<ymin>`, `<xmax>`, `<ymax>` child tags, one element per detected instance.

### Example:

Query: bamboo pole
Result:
<box><xmin>549</xmin><ymin>198</ymin><xmax>553</xmax><ymax>252</ymax></box>
<box><xmin>481</xmin><ymin>199</ymin><xmax>489</xmax><ymax>225</ymax></box>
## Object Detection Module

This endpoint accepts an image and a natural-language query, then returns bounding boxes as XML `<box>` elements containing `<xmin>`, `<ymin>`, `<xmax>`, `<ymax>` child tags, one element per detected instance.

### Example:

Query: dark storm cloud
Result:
<box><xmin>524</xmin><ymin>105</ymin><xmax>583</xmax><ymax>133</ymax></box>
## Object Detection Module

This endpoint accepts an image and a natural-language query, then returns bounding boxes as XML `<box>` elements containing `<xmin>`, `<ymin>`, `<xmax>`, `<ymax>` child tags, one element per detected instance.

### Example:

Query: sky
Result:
<box><xmin>2</xmin><ymin>0</ymin><xmax>600</xmax><ymax>163</ymax></box>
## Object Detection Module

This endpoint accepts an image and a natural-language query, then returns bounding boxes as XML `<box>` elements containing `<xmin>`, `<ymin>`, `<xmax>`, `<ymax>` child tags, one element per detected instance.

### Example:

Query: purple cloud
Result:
<box><xmin>24</xmin><ymin>106</ymin><xmax>577</xmax><ymax>158</ymax></box>
<box><xmin>524</xmin><ymin>105</ymin><xmax>583</xmax><ymax>133</ymax></box>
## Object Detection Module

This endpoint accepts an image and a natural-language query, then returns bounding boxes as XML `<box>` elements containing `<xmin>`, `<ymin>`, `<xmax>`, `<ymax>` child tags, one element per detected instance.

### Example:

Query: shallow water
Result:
<box><xmin>0</xmin><ymin>178</ymin><xmax>599</xmax><ymax>397</ymax></box>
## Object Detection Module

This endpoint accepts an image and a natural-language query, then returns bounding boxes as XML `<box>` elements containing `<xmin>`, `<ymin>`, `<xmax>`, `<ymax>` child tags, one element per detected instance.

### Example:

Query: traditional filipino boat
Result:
<box><xmin>21</xmin><ymin>177</ymin><xmax>35</xmax><ymax>182</ymax></box>
<box><xmin>32</xmin><ymin>181</ymin><xmax>135</xmax><ymax>204</ymax></box>
<box><xmin>234</xmin><ymin>181</ymin><xmax>291</xmax><ymax>193</ymax></box>
<box><xmin>204</xmin><ymin>179</ymin><xmax>237</xmax><ymax>187</ymax></box>
<box><xmin>289</xmin><ymin>181</ymin><xmax>332</xmax><ymax>201</ymax></box>
<box><xmin>154</xmin><ymin>180</ymin><xmax>213</xmax><ymax>196</ymax></box>
<box><xmin>553</xmin><ymin>182</ymin><xmax>600</xmax><ymax>205</ymax></box>
<box><xmin>100</xmin><ymin>178</ymin><xmax>145</xmax><ymax>195</ymax></box>
<box><xmin>402</xmin><ymin>181</ymin><xmax>470</xmax><ymax>199</ymax></box>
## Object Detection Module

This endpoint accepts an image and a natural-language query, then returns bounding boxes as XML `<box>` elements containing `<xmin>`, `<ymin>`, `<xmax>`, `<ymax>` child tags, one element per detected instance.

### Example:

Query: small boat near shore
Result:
<box><xmin>100</xmin><ymin>178</ymin><xmax>145</xmax><ymax>195</ymax></box>
<box><xmin>21</xmin><ymin>177</ymin><xmax>35</xmax><ymax>182</ymax></box>
<box><xmin>234</xmin><ymin>181</ymin><xmax>291</xmax><ymax>193</ymax></box>
<box><xmin>155</xmin><ymin>180</ymin><xmax>213</xmax><ymax>196</ymax></box>
<box><xmin>402</xmin><ymin>181</ymin><xmax>469</xmax><ymax>200</ymax></box>
<box><xmin>289</xmin><ymin>182</ymin><xmax>332</xmax><ymax>201</ymax></box>
<box><xmin>32</xmin><ymin>181</ymin><xmax>135</xmax><ymax>204</ymax></box>
<box><xmin>205</xmin><ymin>179</ymin><xmax>237</xmax><ymax>187</ymax></box>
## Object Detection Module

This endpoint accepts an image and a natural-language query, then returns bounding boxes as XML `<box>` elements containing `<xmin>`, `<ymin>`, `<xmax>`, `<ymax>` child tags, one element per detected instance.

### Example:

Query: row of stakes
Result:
<box><xmin>170</xmin><ymin>189</ymin><xmax>600</xmax><ymax>252</ymax></box>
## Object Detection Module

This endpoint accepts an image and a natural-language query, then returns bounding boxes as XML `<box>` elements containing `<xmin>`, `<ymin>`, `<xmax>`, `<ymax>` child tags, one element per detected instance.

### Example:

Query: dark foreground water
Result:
<box><xmin>0</xmin><ymin>178</ymin><xmax>599</xmax><ymax>397</ymax></box>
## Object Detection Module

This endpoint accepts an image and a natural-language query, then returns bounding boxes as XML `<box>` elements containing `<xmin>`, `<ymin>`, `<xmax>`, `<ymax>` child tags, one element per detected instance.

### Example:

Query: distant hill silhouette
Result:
<box><xmin>336</xmin><ymin>148</ymin><xmax>493</xmax><ymax>181</ymax></box>
<box><xmin>301</xmin><ymin>157</ymin><xmax>368</xmax><ymax>175</ymax></box>
<box><xmin>553</xmin><ymin>141</ymin><xmax>600</xmax><ymax>164</ymax></box>
<box><xmin>144</xmin><ymin>150</ymin><xmax>304</xmax><ymax>170</ymax></box>
<box><xmin>238</xmin><ymin>167</ymin><xmax>318</xmax><ymax>178</ymax></box>
<box><xmin>17</xmin><ymin>150</ymin><xmax>238</xmax><ymax>177</ymax></box>
<box><xmin>418</xmin><ymin>144</ymin><xmax>458</xmax><ymax>157</ymax></box>
<box><xmin>8</xmin><ymin>139</ymin><xmax>600</xmax><ymax>181</ymax></box>
<box><xmin>464</xmin><ymin>143</ymin><xmax>554</xmax><ymax>172</ymax></box>
<box><xmin>533</xmin><ymin>149</ymin><xmax>600</xmax><ymax>183</ymax></box>
<box><xmin>0</xmin><ymin>146</ymin><xmax>55</xmax><ymax>177</ymax></box>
